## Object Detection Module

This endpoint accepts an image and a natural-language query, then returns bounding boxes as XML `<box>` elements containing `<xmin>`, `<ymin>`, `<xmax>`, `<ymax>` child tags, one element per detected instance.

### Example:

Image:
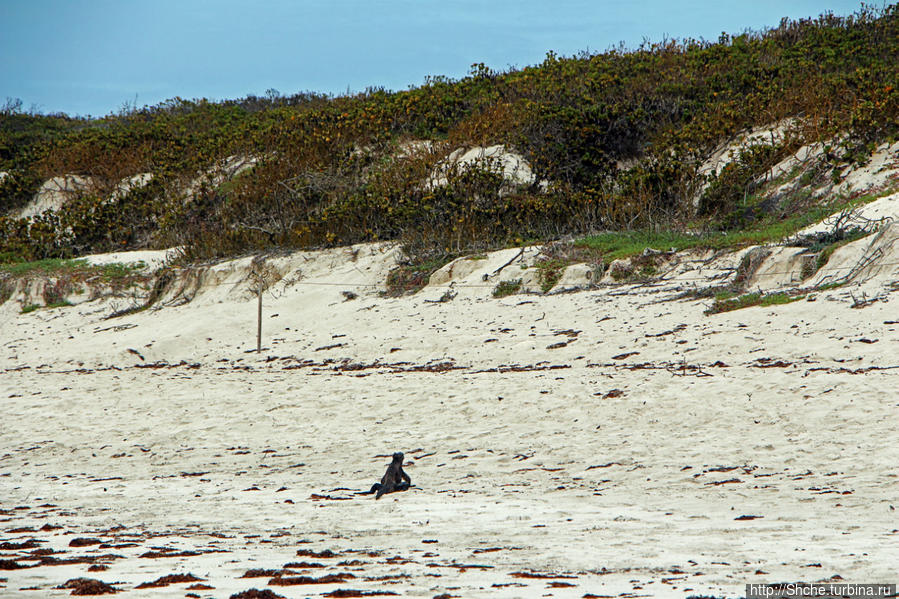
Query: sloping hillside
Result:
<box><xmin>1</xmin><ymin>6</ymin><xmax>897</xmax><ymax>265</ymax></box>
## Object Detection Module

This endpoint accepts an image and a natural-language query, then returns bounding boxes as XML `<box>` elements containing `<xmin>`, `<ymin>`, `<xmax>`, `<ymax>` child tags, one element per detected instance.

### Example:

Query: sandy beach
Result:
<box><xmin>1</xmin><ymin>228</ymin><xmax>897</xmax><ymax>598</ymax></box>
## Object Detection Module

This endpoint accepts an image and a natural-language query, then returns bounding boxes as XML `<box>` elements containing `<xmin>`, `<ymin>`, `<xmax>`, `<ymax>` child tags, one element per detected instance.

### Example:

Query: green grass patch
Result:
<box><xmin>575</xmin><ymin>231</ymin><xmax>702</xmax><ymax>262</ymax></box>
<box><xmin>45</xmin><ymin>300</ymin><xmax>73</xmax><ymax>309</ymax></box>
<box><xmin>20</xmin><ymin>300</ymin><xmax>71</xmax><ymax>313</ymax></box>
<box><xmin>760</xmin><ymin>292</ymin><xmax>803</xmax><ymax>307</ymax></box>
<box><xmin>815</xmin><ymin>281</ymin><xmax>845</xmax><ymax>291</ymax></box>
<box><xmin>706</xmin><ymin>291</ymin><xmax>805</xmax><ymax>314</ymax></box>
<box><xmin>0</xmin><ymin>258</ymin><xmax>89</xmax><ymax>276</ymax></box>
<box><xmin>0</xmin><ymin>258</ymin><xmax>146</xmax><ymax>279</ymax></box>
<box><xmin>1</xmin><ymin>258</ymin><xmax>145</xmax><ymax>277</ymax></box>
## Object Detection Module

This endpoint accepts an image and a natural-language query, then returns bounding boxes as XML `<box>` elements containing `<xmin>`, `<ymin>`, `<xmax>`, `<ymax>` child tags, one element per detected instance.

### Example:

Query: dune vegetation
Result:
<box><xmin>1</xmin><ymin>6</ymin><xmax>896</xmax><ymax>268</ymax></box>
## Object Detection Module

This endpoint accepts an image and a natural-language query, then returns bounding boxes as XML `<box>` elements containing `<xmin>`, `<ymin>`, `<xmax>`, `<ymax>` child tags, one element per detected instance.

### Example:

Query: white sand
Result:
<box><xmin>428</xmin><ymin>145</ymin><xmax>537</xmax><ymax>192</ymax></box>
<box><xmin>17</xmin><ymin>175</ymin><xmax>93</xmax><ymax>219</ymax></box>
<box><xmin>1</xmin><ymin>230</ymin><xmax>897</xmax><ymax>599</ymax></box>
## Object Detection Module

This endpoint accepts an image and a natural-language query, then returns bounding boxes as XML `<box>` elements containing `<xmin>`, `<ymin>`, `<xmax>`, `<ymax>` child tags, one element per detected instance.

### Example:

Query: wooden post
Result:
<box><xmin>257</xmin><ymin>277</ymin><xmax>263</xmax><ymax>352</ymax></box>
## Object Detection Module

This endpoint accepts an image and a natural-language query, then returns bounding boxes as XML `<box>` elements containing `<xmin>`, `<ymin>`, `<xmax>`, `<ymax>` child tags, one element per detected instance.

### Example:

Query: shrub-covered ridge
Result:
<box><xmin>0</xmin><ymin>6</ymin><xmax>896</xmax><ymax>262</ymax></box>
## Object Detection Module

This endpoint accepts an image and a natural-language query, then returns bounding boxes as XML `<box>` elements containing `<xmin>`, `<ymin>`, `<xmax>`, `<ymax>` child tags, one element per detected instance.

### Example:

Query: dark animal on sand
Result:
<box><xmin>360</xmin><ymin>452</ymin><xmax>411</xmax><ymax>499</ymax></box>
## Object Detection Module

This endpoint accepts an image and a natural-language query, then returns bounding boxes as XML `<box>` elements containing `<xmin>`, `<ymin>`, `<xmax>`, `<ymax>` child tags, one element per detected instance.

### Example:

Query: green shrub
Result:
<box><xmin>705</xmin><ymin>291</ymin><xmax>805</xmax><ymax>314</ymax></box>
<box><xmin>493</xmin><ymin>278</ymin><xmax>522</xmax><ymax>298</ymax></box>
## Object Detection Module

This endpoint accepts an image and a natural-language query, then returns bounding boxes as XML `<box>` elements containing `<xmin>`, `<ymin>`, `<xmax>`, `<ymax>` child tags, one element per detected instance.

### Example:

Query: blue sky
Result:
<box><xmin>0</xmin><ymin>0</ymin><xmax>872</xmax><ymax>117</ymax></box>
